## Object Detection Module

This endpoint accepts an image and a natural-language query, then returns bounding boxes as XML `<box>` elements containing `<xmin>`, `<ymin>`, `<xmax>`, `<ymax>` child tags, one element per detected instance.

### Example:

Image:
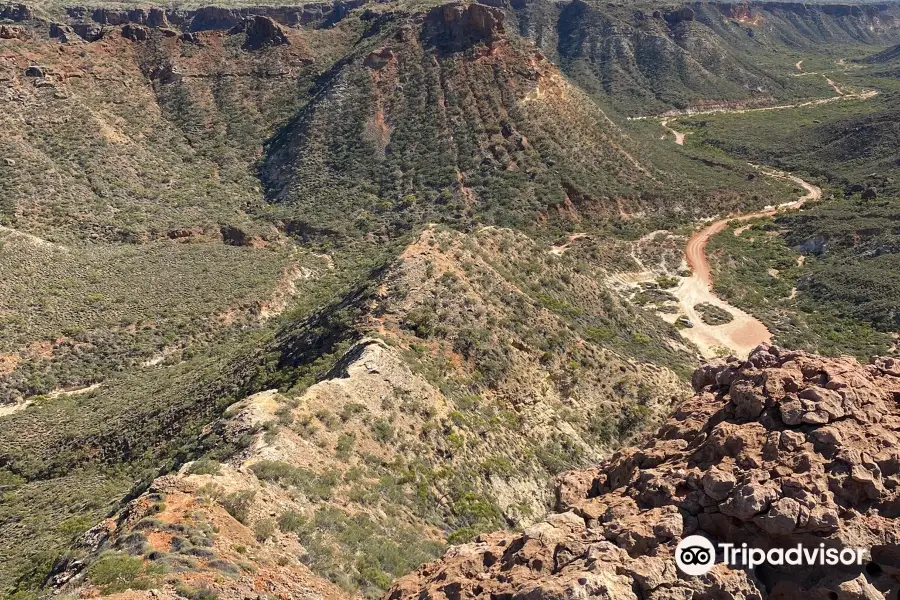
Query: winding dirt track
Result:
<box><xmin>686</xmin><ymin>169</ymin><xmax>821</xmax><ymax>287</ymax></box>
<box><xmin>660</xmin><ymin>118</ymin><xmax>686</xmax><ymax>145</ymax></box>
<box><xmin>634</xmin><ymin>63</ymin><xmax>868</xmax><ymax>358</ymax></box>
<box><xmin>674</xmin><ymin>169</ymin><xmax>821</xmax><ymax>358</ymax></box>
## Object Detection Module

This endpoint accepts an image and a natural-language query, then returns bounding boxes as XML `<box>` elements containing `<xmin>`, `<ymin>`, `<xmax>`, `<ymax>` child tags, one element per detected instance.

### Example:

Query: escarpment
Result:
<box><xmin>388</xmin><ymin>347</ymin><xmax>900</xmax><ymax>600</ymax></box>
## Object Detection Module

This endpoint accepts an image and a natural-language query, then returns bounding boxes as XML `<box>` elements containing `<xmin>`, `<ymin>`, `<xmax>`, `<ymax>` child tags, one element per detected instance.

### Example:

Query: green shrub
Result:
<box><xmin>656</xmin><ymin>276</ymin><xmax>679</xmax><ymax>289</ymax></box>
<box><xmin>250</xmin><ymin>460</ymin><xmax>338</xmax><ymax>500</ymax></box>
<box><xmin>339</xmin><ymin>403</ymin><xmax>368</xmax><ymax>422</ymax></box>
<box><xmin>336</xmin><ymin>432</ymin><xmax>356</xmax><ymax>456</ymax></box>
<box><xmin>694</xmin><ymin>303</ymin><xmax>734</xmax><ymax>325</ymax></box>
<box><xmin>221</xmin><ymin>490</ymin><xmax>256</xmax><ymax>524</ymax></box>
<box><xmin>371</xmin><ymin>420</ymin><xmax>394</xmax><ymax>443</ymax></box>
<box><xmin>87</xmin><ymin>552</ymin><xmax>158</xmax><ymax>594</ymax></box>
<box><xmin>254</xmin><ymin>518</ymin><xmax>276</xmax><ymax>542</ymax></box>
<box><xmin>277</xmin><ymin>510</ymin><xmax>306</xmax><ymax>533</ymax></box>
<box><xmin>186</xmin><ymin>459</ymin><xmax>222</xmax><ymax>476</ymax></box>
<box><xmin>402</xmin><ymin>308</ymin><xmax>437</xmax><ymax>338</ymax></box>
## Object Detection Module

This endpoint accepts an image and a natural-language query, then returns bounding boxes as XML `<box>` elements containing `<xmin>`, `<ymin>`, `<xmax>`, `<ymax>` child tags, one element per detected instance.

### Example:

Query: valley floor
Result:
<box><xmin>608</xmin><ymin>161</ymin><xmax>823</xmax><ymax>359</ymax></box>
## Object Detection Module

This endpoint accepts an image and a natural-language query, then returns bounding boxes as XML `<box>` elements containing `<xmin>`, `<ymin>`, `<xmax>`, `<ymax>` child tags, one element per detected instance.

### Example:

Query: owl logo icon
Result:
<box><xmin>675</xmin><ymin>536</ymin><xmax>716</xmax><ymax>576</ymax></box>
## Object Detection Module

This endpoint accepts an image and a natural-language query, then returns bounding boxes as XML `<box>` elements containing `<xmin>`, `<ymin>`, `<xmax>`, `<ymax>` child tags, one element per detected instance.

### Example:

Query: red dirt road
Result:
<box><xmin>686</xmin><ymin>168</ymin><xmax>821</xmax><ymax>286</ymax></box>
<box><xmin>675</xmin><ymin>167</ymin><xmax>821</xmax><ymax>357</ymax></box>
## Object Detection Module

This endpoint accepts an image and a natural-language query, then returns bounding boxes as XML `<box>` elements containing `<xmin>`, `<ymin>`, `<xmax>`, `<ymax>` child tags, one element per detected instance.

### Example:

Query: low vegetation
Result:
<box><xmin>694</xmin><ymin>303</ymin><xmax>734</xmax><ymax>326</ymax></box>
<box><xmin>708</xmin><ymin>215</ymin><xmax>894</xmax><ymax>359</ymax></box>
<box><xmin>2</xmin><ymin>3</ymin><xmax>899</xmax><ymax>598</ymax></box>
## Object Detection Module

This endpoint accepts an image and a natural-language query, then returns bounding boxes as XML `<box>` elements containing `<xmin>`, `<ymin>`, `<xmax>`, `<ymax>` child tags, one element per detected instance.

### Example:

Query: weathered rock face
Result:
<box><xmin>121</xmin><ymin>23</ymin><xmax>150</xmax><ymax>42</ymax></box>
<box><xmin>229</xmin><ymin>15</ymin><xmax>289</xmax><ymax>50</ymax></box>
<box><xmin>72</xmin><ymin>22</ymin><xmax>103</xmax><ymax>42</ymax></box>
<box><xmin>0</xmin><ymin>23</ymin><xmax>25</xmax><ymax>39</ymax></box>
<box><xmin>0</xmin><ymin>3</ymin><xmax>31</xmax><ymax>21</ymax></box>
<box><xmin>387</xmin><ymin>346</ymin><xmax>900</xmax><ymax>600</ymax></box>
<box><xmin>423</xmin><ymin>2</ymin><xmax>506</xmax><ymax>53</ymax></box>
<box><xmin>61</xmin><ymin>0</ymin><xmax>368</xmax><ymax>33</ymax></box>
<box><xmin>664</xmin><ymin>6</ymin><xmax>695</xmax><ymax>24</ymax></box>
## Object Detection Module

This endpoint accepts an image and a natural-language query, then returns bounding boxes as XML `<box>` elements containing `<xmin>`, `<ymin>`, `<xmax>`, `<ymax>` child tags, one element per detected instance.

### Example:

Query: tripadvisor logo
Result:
<box><xmin>675</xmin><ymin>535</ymin><xmax>868</xmax><ymax>576</ymax></box>
<box><xmin>675</xmin><ymin>536</ymin><xmax>716</xmax><ymax>575</ymax></box>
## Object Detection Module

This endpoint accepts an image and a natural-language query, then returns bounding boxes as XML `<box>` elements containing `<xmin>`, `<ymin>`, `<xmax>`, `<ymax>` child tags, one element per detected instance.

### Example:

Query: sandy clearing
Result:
<box><xmin>46</xmin><ymin>382</ymin><xmax>103</xmax><ymax>398</ymax></box>
<box><xmin>549</xmin><ymin>233</ymin><xmax>589</xmax><ymax>255</ymax></box>
<box><xmin>1</xmin><ymin>383</ymin><xmax>105</xmax><ymax>418</ymax></box>
<box><xmin>0</xmin><ymin>400</ymin><xmax>32</xmax><ymax>418</ymax></box>
<box><xmin>0</xmin><ymin>224</ymin><xmax>64</xmax><ymax>251</ymax></box>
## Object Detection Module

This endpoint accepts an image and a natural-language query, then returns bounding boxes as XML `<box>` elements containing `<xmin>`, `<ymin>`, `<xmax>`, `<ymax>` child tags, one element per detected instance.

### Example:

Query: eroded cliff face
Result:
<box><xmin>506</xmin><ymin>0</ymin><xmax>900</xmax><ymax>114</ymax></box>
<box><xmin>388</xmin><ymin>347</ymin><xmax>900</xmax><ymax>600</ymax></box>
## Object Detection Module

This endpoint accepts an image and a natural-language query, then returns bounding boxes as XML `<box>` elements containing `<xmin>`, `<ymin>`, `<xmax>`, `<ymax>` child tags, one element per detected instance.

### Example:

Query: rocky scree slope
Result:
<box><xmin>389</xmin><ymin>346</ymin><xmax>900</xmax><ymax>599</ymax></box>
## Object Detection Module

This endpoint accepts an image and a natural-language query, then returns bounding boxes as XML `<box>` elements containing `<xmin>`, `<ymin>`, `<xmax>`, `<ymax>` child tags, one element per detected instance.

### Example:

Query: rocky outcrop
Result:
<box><xmin>364</xmin><ymin>47</ymin><xmax>395</xmax><ymax>70</ymax></box>
<box><xmin>60</xmin><ymin>0</ymin><xmax>369</xmax><ymax>34</ymax></box>
<box><xmin>664</xmin><ymin>6</ymin><xmax>695</xmax><ymax>25</ymax></box>
<box><xmin>72</xmin><ymin>22</ymin><xmax>103</xmax><ymax>41</ymax></box>
<box><xmin>423</xmin><ymin>2</ymin><xmax>506</xmax><ymax>53</ymax></box>
<box><xmin>120</xmin><ymin>23</ymin><xmax>149</xmax><ymax>42</ymax></box>
<box><xmin>88</xmin><ymin>7</ymin><xmax>168</xmax><ymax>27</ymax></box>
<box><xmin>0</xmin><ymin>23</ymin><xmax>25</xmax><ymax>38</ymax></box>
<box><xmin>189</xmin><ymin>6</ymin><xmax>243</xmax><ymax>31</ymax></box>
<box><xmin>228</xmin><ymin>15</ymin><xmax>289</xmax><ymax>50</ymax></box>
<box><xmin>388</xmin><ymin>346</ymin><xmax>900</xmax><ymax>599</ymax></box>
<box><xmin>0</xmin><ymin>3</ymin><xmax>31</xmax><ymax>21</ymax></box>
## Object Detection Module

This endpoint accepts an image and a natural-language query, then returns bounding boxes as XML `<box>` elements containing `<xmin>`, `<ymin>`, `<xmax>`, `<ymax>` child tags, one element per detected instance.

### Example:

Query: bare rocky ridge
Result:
<box><xmin>388</xmin><ymin>347</ymin><xmax>900</xmax><ymax>599</ymax></box>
